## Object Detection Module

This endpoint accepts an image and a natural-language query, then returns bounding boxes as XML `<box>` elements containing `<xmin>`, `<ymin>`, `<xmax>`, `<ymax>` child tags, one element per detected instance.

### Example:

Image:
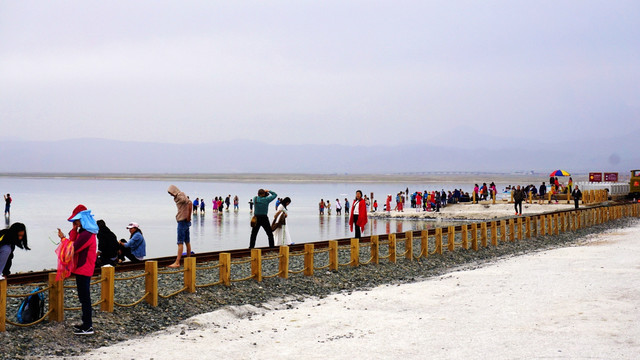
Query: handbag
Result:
<box><xmin>250</xmin><ymin>215</ymin><xmax>257</xmax><ymax>228</ymax></box>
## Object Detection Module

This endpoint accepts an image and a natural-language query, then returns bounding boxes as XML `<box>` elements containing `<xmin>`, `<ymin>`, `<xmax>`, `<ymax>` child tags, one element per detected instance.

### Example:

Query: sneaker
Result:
<box><xmin>74</xmin><ymin>326</ymin><xmax>94</xmax><ymax>335</ymax></box>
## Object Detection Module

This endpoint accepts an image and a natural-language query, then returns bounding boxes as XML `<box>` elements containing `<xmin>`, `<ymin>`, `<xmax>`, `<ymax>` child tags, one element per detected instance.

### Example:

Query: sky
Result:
<box><xmin>1</xmin><ymin>1</ymin><xmax>639</xmax><ymax>147</ymax></box>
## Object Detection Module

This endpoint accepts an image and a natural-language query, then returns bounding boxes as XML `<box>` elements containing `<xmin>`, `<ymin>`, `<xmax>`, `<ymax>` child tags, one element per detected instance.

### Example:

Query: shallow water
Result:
<box><xmin>0</xmin><ymin>176</ymin><xmax>520</xmax><ymax>272</ymax></box>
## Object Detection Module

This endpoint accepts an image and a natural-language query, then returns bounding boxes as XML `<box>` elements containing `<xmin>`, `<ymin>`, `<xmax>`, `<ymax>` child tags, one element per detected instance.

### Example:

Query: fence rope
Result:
<box><xmin>158</xmin><ymin>286</ymin><xmax>188</xmax><ymax>299</ymax></box>
<box><xmin>230</xmin><ymin>258</ymin><xmax>253</xmax><ymax>265</ymax></box>
<box><xmin>114</xmin><ymin>272</ymin><xmax>149</xmax><ymax>281</ymax></box>
<box><xmin>313</xmin><ymin>264</ymin><xmax>330</xmax><ymax>270</ymax></box>
<box><xmin>360</xmin><ymin>255</ymin><xmax>375</xmax><ymax>265</ymax></box>
<box><xmin>262</xmin><ymin>270</ymin><xmax>283</xmax><ymax>279</ymax></box>
<box><xmin>262</xmin><ymin>254</ymin><xmax>283</xmax><ymax>261</ymax></box>
<box><xmin>90</xmin><ymin>277</ymin><xmax>108</xmax><ymax>286</ymax></box>
<box><xmin>4</xmin><ymin>309</ymin><xmax>53</xmax><ymax>327</ymax></box>
<box><xmin>289</xmin><ymin>251</ymin><xmax>307</xmax><ymax>257</ymax></box>
<box><xmin>338</xmin><ymin>260</ymin><xmax>353</xmax><ymax>267</ymax></box>
<box><xmin>196</xmin><ymin>280</ymin><xmax>223</xmax><ymax>288</ymax></box>
<box><xmin>158</xmin><ymin>268</ymin><xmax>186</xmax><ymax>275</ymax></box>
<box><xmin>6</xmin><ymin>285</ymin><xmax>52</xmax><ymax>298</ymax></box>
<box><xmin>7</xmin><ymin>283</ymin><xmax>48</xmax><ymax>290</ymax></box>
<box><xmin>288</xmin><ymin>267</ymin><xmax>307</xmax><ymax>275</ymax></box>
<box><xmin>196</xmin><ymin>263</ymin><xmax>222</xmax><ymax>271</ymax></box>
<box><xmin>64</xmin><ymin>299</ymin><xmax>105</xmax><ymax>311</ymax></box>
<box><xmin>114</xmin><ymin>292</ymin><xmax>150</xmax><ymax>308</ymax></box>
<box><xmin>378</xmin><ymin>254</ymin><xmax>391</xmax><ymax>260</ymax></box>
<box><xmin>230</xmin><ymin>274</ymin><xmax>255</xmax><ymax>283</ymax></box>
<box><xmin>313</xmin><ymin>248</ymin><xmax>331</xmax><ymax>254</ymax></box>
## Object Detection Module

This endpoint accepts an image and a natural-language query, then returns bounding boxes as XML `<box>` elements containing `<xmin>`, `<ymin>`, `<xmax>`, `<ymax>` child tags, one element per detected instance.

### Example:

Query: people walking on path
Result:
<box><xmin>249</xmin><ymin>189</ymin><xmax>277</xmax><ymax>249</ymax></box>
<box><xmin>349</xmin><ymin>190</ymin><xmax>368</xmax><ymax>239</ymax></box>
<box><xmin>167</xmin><ymin>185</ymin><xmax>192</xmax><ymax>268</ymax></box>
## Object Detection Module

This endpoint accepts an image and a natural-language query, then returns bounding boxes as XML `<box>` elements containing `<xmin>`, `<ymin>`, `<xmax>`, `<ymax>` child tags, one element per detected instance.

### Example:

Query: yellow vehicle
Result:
<box><xmin>630</xmin><ymin>170</ymin><xmax>640</xmax><ymax>198</ymax></box>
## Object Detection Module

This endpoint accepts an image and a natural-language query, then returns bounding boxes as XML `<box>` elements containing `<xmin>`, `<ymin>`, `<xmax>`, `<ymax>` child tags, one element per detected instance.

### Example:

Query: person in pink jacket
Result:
<box><xmin>57</xmin><ymin>204</ymin><xmax>98</xmax><ymax>335</ymax></box>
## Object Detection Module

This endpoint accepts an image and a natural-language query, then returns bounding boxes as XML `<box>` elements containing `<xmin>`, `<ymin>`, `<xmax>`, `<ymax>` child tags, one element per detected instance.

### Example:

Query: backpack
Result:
<box><xmin>17</xmin><ymin>287</ymin><xmax>45</xmax><ymax>324</ymax></box>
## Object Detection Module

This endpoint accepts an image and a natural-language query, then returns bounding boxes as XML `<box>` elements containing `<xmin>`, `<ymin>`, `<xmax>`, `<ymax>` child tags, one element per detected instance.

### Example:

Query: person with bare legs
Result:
<box><xmin>167</xmin><ymin>185</ymin><xmax>192</xmax><ymax>268</ymax></box>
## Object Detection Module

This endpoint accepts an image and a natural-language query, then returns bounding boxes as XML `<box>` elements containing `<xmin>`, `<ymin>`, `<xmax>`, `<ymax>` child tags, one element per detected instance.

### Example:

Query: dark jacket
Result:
<box><xmin>572</xmin><ymin>189</ymin><xmax>582</xmax><ymax>200</ymax></box>
<box><xmin>514</xmin><ymin>189</ymin><xmax>526</xmax><ymax>202</ymax></box>
<box><xmin>97</xmin><ymin>223</ymin><xmax>120</xmax><ymax>261</ymax></box>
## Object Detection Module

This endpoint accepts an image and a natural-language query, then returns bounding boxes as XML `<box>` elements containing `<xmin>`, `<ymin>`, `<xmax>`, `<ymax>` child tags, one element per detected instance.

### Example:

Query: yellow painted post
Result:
<box><xmin>350</xmin><ymin>239</ymin><xmax>359</xmax><ymax>267</ymax></box>
<box><xmin>510</xmin><ymin>190</ymin><xmax>514</xmax><ymax>203</ymax></box>
<box><xmin>389</xmin><ymin>233</ymin><xmax>397</xmax><ymax>263</ymax></box>
<box><xmin>548</xmin><ymin>191</ymin><xmax>551</xmax><ymax>203</ymax></box>
<box><xmin>554</xmin><ymin>214</ymin><xmax>560</xmax><ymax>235</ymax></box>
<box><xmin>48</xmin><ymin>273</ymin><xmax>64</xmax><ymax>323</ymax></box>
<box><xmin>461</xmin><ymin>225</ymin><xmax>468</xmax><ymax>250</ymax></box>
<box><xmin>251</xmin><ymin>249</ymin><xmax>262</xmax><ymax>282</ymax></box>
<box><xmin>329</xmin><ymin>241</ymin><xmax>338</xmax><ymax>271</ymax></box>
<box><xmin>219</xmin><ymin>253</ymin><xmax>231</xmax><ymax>286</ymax></box>
<box><xmin>532</xmin><ymin>216</ymin><xmax>538</xmax><ymax>237</ymax></box>
<box><xmin>371</xmin><ymin>235</ymin><xmax>380</xmax><ymax>264</ymax></box>
<box><xmin>525</xmin><ymin>217</ymin><xmax>531</xmax><ymax>238</ymax></box>
<box><xmin>546</xmin><ymin>214</ymin><xmax>553</xmax><ymax>234</ymax></box>
<box><xmin>304</xmin><ymin>244</ymin><xmax>314</xmax><ymax>276</ymax></box>
<box><xmin>516</xmin><ymin>217</ymin><xmax>523</xmax><ymax>240</ymax></box>
<box><xmin>420</xmin><ymin>231</ymin><xmax>429</xmax><ymax>258</ymax></box>
<box><xmin>100</xmin><ymin>265</ymin><xmax>114</xmax><ymax>312</ymax></box>
<box><xmin>471</xmin><ymin>223</ymin><xmax>478</xmax><ymax>251</ymax></box>
<box><xmin>436</xmin><ymin>228</ymin><xmax>443</xmax><ymax>255</ymax></box>
<box><xmin>405</xmin><ymin>231</ymin><xmax>413</xmax><ymax>261</ymax></box>
<box><xmin>184</xmin><ymin>257</ymin><xmax>196</xmax><ymax>293</ymax></box>
<box><xmin>472</xmin><ymin>191</ymin><xmax>476</xmax><ymax>203</ymax></box>
<box><xmin>448</xmin><ymin>226</ymin><xmax>455</xmax><ymax>252</ymax></box>
<box><xmin>528</xmin><ymin>192</ymin><xmax>533</xmax><ymax>204</ymax></box>
<box><xmin>0</xmin><ymin>278</ymin><xmax>5</xmax><ymax>332</ymax></box>
<box><xmin>500</xmin><ymin>220</ymin><xmax>506</xmax><ymax>242</ymax></box>
<box><xmin>279</xmin><ymin>245</ymin><xmax>289</xmax><ymax>278</ymax></box>
<box><xmin>539</xmin><ymin>215</ymin><xmax>545</xmax><ymax>236</ymax></box>
<box><xmin>493</xmin><ymin>190</ymin><xmax>496</xmax><ymax>204</ymax></box>
<box><xmin>481</xmin><ymin>222</ymin><xmax>488</xmax><ymax>247</ymax></box>
<box><xmin>491</xmin><ymin>221</ymin><xmax>498</xmax><ymax>246</ymax></box>
<box><xmin>145</xmin><ymin>261</ymin><xmax>158</xmax><ymax>306</ymax></box>
<box><xmin>508</xmin><ymin>218</ymin><xmax>515</xmax><ymax>242</ymax></box>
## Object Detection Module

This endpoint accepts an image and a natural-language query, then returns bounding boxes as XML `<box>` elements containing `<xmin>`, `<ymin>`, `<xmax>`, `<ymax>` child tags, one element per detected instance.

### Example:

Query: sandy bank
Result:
<box><xmin>71</xmin><ymin>221</ymin><xmax>640</xmax><ymax>360</ymax></box>
<box><xmin>369</xmin><ymin>202</ymin><xmax>577</xmax><ymax>220</ymax></box>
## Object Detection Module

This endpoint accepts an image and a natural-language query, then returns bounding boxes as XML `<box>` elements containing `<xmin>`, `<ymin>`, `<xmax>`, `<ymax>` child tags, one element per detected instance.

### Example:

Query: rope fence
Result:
<box><xmin>1</xmin><ymin>202</ymin><xmax>638</xmax><ymax>331</ymax></box>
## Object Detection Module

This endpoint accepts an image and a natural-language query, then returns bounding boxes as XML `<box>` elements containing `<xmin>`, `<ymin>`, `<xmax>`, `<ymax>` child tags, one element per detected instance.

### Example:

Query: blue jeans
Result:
<box><xmin>177</xmin><ymin>221</ymin><xmax>191</xmax><ymax>244</ymax></box>
<box><xmin>75</xmin><ymin>274</ymin><xmax>92</xmax><ymax>329</ymax></box>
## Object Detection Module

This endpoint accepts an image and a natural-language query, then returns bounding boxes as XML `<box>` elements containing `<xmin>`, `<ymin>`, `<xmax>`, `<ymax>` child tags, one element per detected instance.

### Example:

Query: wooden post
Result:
<box><xmin>510</xmin><ymin>190</ymin><xmax>514</xmax><ymax>203</ymax></box>
<box><xmin>389</xmin><ymin>233</ymin><xmax>397</xmax><ymax>263</ymax></box>
<box><xmin>528</xmin><ymin>192</ymin><xmax>533</xmax><ymax>204</ymax></box>
<box><xmin>548</xmin><ymin>191</ymin><xmax>552</xmax><ymax>203</ymax></box>
<box><xmin>532</xmin><ymin>216</ymin><xmax>538</xmax><ymax>237</ymax></box>
<box><xmin>540</xmin><ymin>215</ymin><xmax>546</xmax><ymax>236</ymax></box>
<box><xmin>436</xmin><ymin>228</ymin><xmax>444</xmax><ymax>254</ymax></box>
<box><xmin>48</xmin><ymin>272</ymin><xmax>64</xmax><ymax>323</ymax></box>
<box><xmin>472</xmin><ymin>191</ymin><xmax>476</xmax><ymax>203</ymax></box>
<box><xmin>371</xmin><ymin>235</ymin><xmax>380</xmax><ymax>264</ymax></box>
<box><xmin>471</xmin><ymin>223</ymin><xmax>478</xmax><ymax>251</ymax></box>
<box><xmin>461</xmin><ymin>225</ymin><xmax>468</xmax><ymax>250</ymax></box>
<box><xmin>405</xmin><ymin>231</ymin><xmax>413</xmax><ymax>261</ymax></box>
<box><xmin>145</xmin><ymin>261</ymin><xmax>158</xmax><ymax>306</ymax></box>
<box><xmin>184</xmin><ymin>257</ymin><xmax>196</xmax><ymax>293</ymax></box>
<box><xmin>554</xmin><ymin>214</ymin><xmax>559</xmax><ymax>235</ymax></box>
<box><xmin>100</xmin><ymin>266</ymin><xmax>115</xmax><ymax>312</ymax></box>
<box><xmin>0</xmin><ymin>278</ymin><xmax>5</xmax><ymax>331</ymax></box>
<box><xmin>219</xmin><ymin>253</ymin><xmax>231</xmax><ymax>286</ymax></box>
<box><xmin>448</xmin><ymin>226</ymin><xmax>455</xmax><ymax>252</ymax></box>
<box><xmin>525</xmin><ymin>217</ymin><xmax>531</xmax><ymax>238</ymax></box>
<box><xmin>508</xmin><ymin>218</ymin><xmax>515</xmax><ymax>242</ymax></box>
<box><xmin>329</xmin><ymin>241</ymin><xmax>338</xmax><ymax>271</ymax></box>
<box><xmin>500</xmin><ymin>220</ymin><xmax>506</xmax><ymax>242</ymax></box>
<box><xmin>350</xmin><ymin>239</ymin><xmax>359</xmax><ymax>267</ymax></box>
<box><xmin>516</xmin><ymin>217</ymin><xmax>523</xmax><ymax>240</ymax></box>
<box><xmin>251</xmin><ymin>249</ymin><xmax>262</xmax><ymax>282</ymax></box>
<box><xmin>279</xmin><ymin>245</ymin><xmax>290</xmax><ymax>278</ymax></box>
<box><xmin>493</xmin><ymin>190</ymin><xmax>496</xmax><ymax>204</ymax></box>
<box><xmin>547</xmin><ymin>214</ymin><xmax>553</xmax><ymax>234</ymax></box>
<box><xmin>480</xmin><ymin>222</ymin><xmax>488</xmax><ymax>247</ymax></box>
<box><xmin>304</xmin><ymin>244</ymin><xmax>314</xmax><ymax>276</ymax></box>
<box><xmin>420</xmin><ymin>231</ymin><xmax>428</xmax><ymax>258</ymax></box>
<box><xmin>491</xmin><ymin>221</ymin><xmax>498</xmax><ymax>246</ymax></box>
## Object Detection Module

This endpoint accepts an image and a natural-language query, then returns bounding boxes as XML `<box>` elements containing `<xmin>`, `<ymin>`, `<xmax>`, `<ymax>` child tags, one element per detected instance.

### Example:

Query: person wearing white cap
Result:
<box><xmin>118</xmin><ymin>222</ymin><xmax>146</xmax><ymax>263</ymax></box>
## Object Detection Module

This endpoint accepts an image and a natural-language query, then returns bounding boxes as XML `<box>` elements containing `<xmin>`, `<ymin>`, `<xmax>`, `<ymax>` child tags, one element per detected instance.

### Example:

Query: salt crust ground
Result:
<box><xmin>67</xmin><ymin>223</ymin><xmax>640</xmax><ymax>360</ymax></box>
<box><xmin>369</xmin><ymin>202</ymin><xmax>576</xmax><ymax>220</ymax></box>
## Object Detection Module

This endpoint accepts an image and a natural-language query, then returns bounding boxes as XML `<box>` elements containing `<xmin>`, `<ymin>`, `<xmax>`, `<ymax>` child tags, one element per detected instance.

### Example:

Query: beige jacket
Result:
<box><xmin>168</xmin><ymin>185</ymin><xmax>191</xmax><ymax>222</ymax></box>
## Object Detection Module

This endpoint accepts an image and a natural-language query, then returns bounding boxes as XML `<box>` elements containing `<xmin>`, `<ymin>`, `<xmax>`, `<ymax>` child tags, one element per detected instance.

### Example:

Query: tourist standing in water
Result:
<box><xmin>335</xmin><ymin>199</ymin><xmax>342</xmax><ymax>215</ymax></box>
<box><xmin>249</xmin><ymin>189</ymin><xmax>277</xmax><ymax>249</ymax></box>
<box><xmin>4</xmin><ymin>194</ymin><xmax>11</xmax><ymax>217</ymax></box>
<box><xmin>272</xmin><ymin>197</ymin><xmax>293</xmax><ymax>246</ymax></box>
<box><xmin>167</xmin><ymin>185</ymin><xmax>192</xmax><ymax>268</ymax></box>
<box><xmin>344</xmin><ymin>198</ymin><xmax>350</xmax><ymax>216</ymax></box>
<box><xmin>349</xmin><ymin>190</ymin><xmax>368</xmax><ymax>239</ymax></box>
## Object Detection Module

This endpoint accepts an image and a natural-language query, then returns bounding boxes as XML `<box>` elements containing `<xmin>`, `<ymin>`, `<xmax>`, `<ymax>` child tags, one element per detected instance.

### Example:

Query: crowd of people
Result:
<box><xmin>191</xmin><ymin>195</ymin><xmax>241</xmax><ymax>215</ymax></box>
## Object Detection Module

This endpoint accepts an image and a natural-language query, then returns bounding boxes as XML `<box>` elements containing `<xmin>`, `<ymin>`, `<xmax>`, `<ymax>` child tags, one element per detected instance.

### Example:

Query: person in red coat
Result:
<box><xmin>349</xmin><ymin>190</ymin><xmax>368</xmax><ymax>239</ymax></box>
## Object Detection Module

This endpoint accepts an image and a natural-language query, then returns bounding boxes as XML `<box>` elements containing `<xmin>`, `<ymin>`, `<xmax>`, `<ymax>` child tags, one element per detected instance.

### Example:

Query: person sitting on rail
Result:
<box><xmin>118</xmin><ymin>222</ymin><xmax>146</xmax><ymax>263</ymax></box>
<box><xmin>97</xmin><ymin>220</ymin><xmax>120</xmax><ymax>267</ymax></box>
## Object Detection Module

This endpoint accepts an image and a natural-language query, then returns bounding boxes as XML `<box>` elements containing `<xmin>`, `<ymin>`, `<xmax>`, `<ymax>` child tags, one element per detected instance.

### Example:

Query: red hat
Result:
<box><xmin>68</xmin><ymin>204</ymin><xmax>87</xmax><ymax>221</ymax></box>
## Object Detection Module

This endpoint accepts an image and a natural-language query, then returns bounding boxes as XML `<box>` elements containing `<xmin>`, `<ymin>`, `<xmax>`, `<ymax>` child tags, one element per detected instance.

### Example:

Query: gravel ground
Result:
<box><xmin>1</xmin><ymin>216</ymin><xmax>637</xmax><ymax>359</ymax></box>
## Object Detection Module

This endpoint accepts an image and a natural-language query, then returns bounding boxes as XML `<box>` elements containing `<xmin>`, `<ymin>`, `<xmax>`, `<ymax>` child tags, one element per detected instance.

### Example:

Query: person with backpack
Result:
<box><xmin>57</xmin><ymin>204</ymin><xmax>98</xmax><ymax>335</ymax></box>
<box><xmin>0</xmin><ymin>222</ymin><xmax>29</xmax><ymax>279</ymax></box>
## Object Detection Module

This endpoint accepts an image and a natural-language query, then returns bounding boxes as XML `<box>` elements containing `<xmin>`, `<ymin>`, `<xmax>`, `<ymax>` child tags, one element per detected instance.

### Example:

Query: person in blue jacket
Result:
<box><xmin>118</xmin><ymin>222</ymin><xmax>146</xmax><ymax>263</ymax></box>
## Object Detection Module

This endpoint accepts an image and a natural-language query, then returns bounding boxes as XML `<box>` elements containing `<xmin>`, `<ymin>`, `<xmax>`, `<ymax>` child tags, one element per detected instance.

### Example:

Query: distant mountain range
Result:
<box><xmin>0</xmin><ymin>132</ymin><xmax>638</xmax><ymax>174</ymax></box>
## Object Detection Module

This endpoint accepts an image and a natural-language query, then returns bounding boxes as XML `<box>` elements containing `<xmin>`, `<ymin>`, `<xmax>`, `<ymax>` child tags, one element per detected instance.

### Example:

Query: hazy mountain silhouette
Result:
<box><xmin>0</xmin><ymin>133</ymin><xmax>637</xmax><ymax>174</ymax></box>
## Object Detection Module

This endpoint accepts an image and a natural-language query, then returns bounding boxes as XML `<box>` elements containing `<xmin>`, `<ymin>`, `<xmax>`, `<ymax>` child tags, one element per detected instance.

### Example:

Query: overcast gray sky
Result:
<box><xmin>1</xmin><ymin>1</ymin><xmax>639</xmax><ymax>146</ymax></box>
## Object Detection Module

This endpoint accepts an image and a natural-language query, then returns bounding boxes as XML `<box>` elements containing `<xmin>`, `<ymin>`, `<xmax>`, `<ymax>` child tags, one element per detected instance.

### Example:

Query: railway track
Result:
<box><xmin>6</xmin><ymin>201</ymin><xmax>629</xmax><ymax>285</ymax></box>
